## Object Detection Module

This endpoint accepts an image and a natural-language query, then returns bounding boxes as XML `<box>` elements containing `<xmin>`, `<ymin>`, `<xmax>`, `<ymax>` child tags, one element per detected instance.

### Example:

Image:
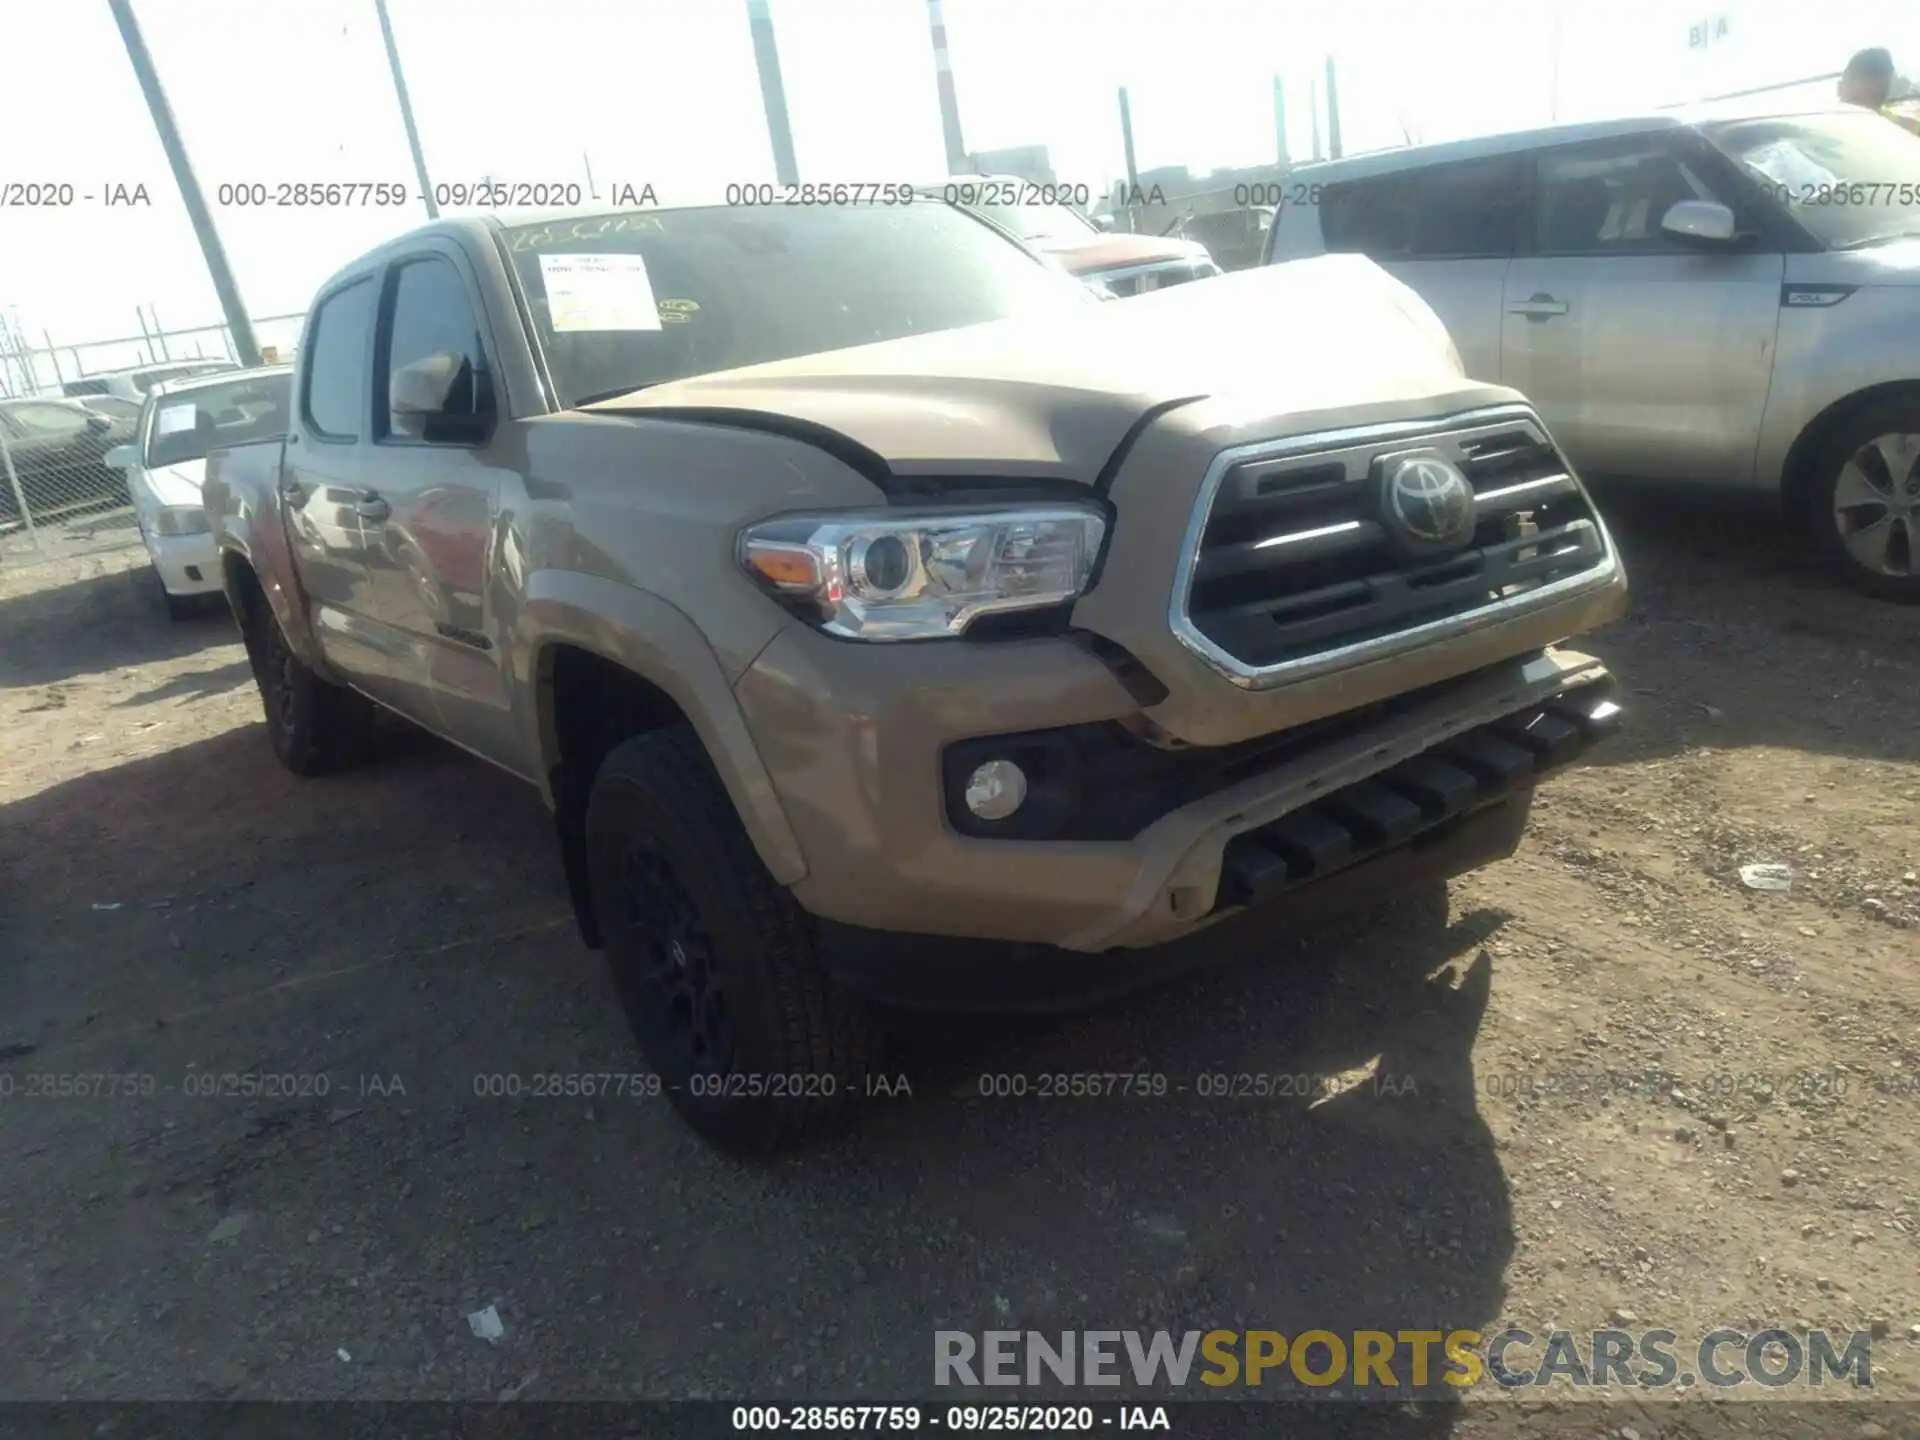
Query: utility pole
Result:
<box><xmin>1272</xmin><ymin>74</ymin><xmax>1290</xmax><ymax>166</ymax></box>
<box><xmin>1325</xmin><ymin>56</ymin><xmax>1343</xmax><ymax>159</ymax></box>
<box><xmin>107</xmin><ymin>0</ymin><xmax>261</xmax><ymax>367</ymax></box>
<box><xmin>1116</xmin><ymin>87</ymin><xmax>1141</xmax><ymax>231</ymax></box>
<box><xmin>926</xmin><ymin>0</ymin><xmax>968</xmax><ymax>174</ymax></box>
<box><xmin>375</xmin><ymin>0</ymin><xmax>438</xmax><ymax>218</ymax></box>
<box><xmin>746</xmin><ymin>0</ymin><xmax>800</xmax><ymax>186</ymax></box>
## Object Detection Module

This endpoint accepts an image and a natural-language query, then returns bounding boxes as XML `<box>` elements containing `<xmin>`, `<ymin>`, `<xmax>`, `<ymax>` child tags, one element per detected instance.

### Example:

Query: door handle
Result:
<box><xmin>354</xmin><ymin>492</ymin><xmax>390</xmax><ymax>522</ymax></box>
<box><xmin>278</xmin><ymin>478</ymin><xmax>309</xmax><ymax>509</ymax></box>
<box><xmin>1507</xmin><ymin>293</ymin><xmax>1569</xmax><ymax>319</ymax></box>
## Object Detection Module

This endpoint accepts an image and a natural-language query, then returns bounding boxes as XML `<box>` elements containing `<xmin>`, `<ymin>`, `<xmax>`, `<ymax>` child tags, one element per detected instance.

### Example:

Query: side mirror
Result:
<box><xmin>390</xmin><ymin>350</ymin><xmax>493</xmax><ymax>444</ymax></box>
<box><xmin>1660</xmin><ymin>199</ymin><xmax>1737</xmax><ymax>244</ymax></box>
<box><xmin>1093</xmin><ymin>214</ymin><xmax>1117</xmax><ymax>232</ymax></box>
<box><xmin>103</xmin><ymin>444</ymin><xmax>138</xmax><ymax>470</ymax></box>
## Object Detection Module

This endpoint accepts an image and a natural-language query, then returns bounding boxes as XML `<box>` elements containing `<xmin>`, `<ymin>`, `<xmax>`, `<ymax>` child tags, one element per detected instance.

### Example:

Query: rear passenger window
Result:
<box><xmin>302</xmin><ymin>278</ymin><xmax>376</xmax><ymax>439</ymax></box>
<box><xmin>1320</xmin><ymin>176</ymin><xmax>1417</xmax><ymax>259</ymax></box>
<box><xmin>1413</xmin><ymin>157</ymin><xmax>1527</xmax><ymax>258</ymax></box>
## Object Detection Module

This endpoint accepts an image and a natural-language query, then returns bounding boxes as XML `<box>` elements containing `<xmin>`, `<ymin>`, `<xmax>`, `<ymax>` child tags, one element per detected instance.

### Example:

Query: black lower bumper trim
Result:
<box><xmin>1216</xmin><ymin>679</ymin><xmax>1620</xmax><ymax>914</ymax></box>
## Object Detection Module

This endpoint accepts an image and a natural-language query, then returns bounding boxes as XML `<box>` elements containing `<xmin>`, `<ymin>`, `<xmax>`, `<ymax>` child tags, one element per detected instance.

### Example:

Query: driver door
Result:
<box><xmin>1500</xmin><ymin>133</ymin><xmax>1784</xmax><ymax>486</ymax></box>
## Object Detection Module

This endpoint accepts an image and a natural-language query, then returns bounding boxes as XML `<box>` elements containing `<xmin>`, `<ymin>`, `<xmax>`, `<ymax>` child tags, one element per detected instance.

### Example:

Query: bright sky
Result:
<box><xmin>0</xmin><ymin>0</ymin><xmax>1909</xmax><ymax>382</ymax></box>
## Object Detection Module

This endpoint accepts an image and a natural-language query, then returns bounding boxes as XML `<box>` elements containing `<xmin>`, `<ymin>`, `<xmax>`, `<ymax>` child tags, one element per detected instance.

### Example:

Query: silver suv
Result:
<box><xmin>1267</xmin><ymin>106</ymin><xmax>1920</xmax><ymax>601</ymax></box>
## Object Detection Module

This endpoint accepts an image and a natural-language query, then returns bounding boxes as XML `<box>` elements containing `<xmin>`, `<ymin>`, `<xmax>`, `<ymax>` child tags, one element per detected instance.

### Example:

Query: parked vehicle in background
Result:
<box><xmin>1170</xmin><ymin>205</ymin><xmax>1275</xmax><ymax>271</ymax></box>
<box><xmin>923</xmin><ymin>178</ymin><xmax>1223</xmax><ymax>295</ymax></box>
<box><xmin>103</xmin><ymin>366</ymin><xmax>292</xmax><ymax>619</ymax></box>
<box><xmin>205</xmin><ymin>198</ymin><xmax>1626</xmax><ymax>1153</ymax></box>
<box><xmin>61</xmin><ymin>360</ymin><xmax>236</xmax><ymax>404</ymax></box>
<box><xmin>73</xmin><ymin>395</ymin><xmax>145</xmax><ymax>424</ymax></box>
<box><xmin>0</xmin><ymin>396</ymin><xmax>135</xmax><ymax>526</ymax></box>
<box><xmin>1267</xmin><ymin>105</ymin><xmax>1920</xmax><ymax>601</ymax></box>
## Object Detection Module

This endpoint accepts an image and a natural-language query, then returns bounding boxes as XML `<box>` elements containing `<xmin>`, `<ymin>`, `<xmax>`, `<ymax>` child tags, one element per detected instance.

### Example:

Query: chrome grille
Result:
<box><xmin>1172</xmin><ymin>406</ymin><xmax>1616</xmax><ymax>686</ymax></box>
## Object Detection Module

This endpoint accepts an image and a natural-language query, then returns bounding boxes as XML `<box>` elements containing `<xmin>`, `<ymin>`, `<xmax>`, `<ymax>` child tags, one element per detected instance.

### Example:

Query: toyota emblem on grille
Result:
<box><xmin>1377</xmin><ymin>450</ymin><xmax>1476</xmax><ymax>555</ymax></box>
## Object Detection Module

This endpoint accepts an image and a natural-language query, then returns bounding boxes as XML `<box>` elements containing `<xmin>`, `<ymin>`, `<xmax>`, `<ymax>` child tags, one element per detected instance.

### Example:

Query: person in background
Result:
<box><xmin>1839</xmin><ymin>48</ymin><xmax>1920</xmax><ymax>135</ymax></box>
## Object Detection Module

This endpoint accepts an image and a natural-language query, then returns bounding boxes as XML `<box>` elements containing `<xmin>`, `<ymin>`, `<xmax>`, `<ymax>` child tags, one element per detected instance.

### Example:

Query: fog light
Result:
<box><xmin>965</xmin><ymin>759</ymin><xmax>1027</xmax><ymax>820</ymax></box>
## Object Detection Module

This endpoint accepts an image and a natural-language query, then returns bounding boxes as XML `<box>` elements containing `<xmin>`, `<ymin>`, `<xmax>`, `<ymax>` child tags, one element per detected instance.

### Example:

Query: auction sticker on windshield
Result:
<box><xmin>538</xmin><ymin>252</ymin><xmax>663</xmax><ymax>333</ymax></box>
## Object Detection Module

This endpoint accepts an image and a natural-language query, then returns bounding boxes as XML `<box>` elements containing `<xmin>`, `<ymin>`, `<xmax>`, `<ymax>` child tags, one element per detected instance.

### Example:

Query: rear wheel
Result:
<box><xmin>1809</xmin><ymin>400</ymin><xmax>1920</xmax><ymax>603</ymax></box>
<box><xmin>585</xmin><ymin>725</ymin><xmax>879</xmax><ymax>1153</ymax></box>
<box><xmin>244</xmin><ymin>602</ymin><xmax>376</xmax><ymax>775</ymax></box>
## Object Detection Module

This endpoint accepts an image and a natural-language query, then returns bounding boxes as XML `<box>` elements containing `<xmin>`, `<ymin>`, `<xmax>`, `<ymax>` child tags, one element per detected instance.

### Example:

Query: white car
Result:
<box><xmin>105</xmin><ymin>366</ymin><xmax>292</xmax><ymax>619</ymax></box>
<box><xmin>63</xmin><ymin>361</ymin><xmax>237</xmax><ymax>404</ymax></box>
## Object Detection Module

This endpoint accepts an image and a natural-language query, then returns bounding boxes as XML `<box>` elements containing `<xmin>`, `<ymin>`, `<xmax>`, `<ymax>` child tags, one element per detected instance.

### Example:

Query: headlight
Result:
<box><xmin>739</xmin><ymin>507</ymin><xmax>1107</xmax><ymax>640</ymax></box>
<box><xmin>150</xmin><ymin>505</ymin><xmax>209</xmax><ymax>537</ymax></box>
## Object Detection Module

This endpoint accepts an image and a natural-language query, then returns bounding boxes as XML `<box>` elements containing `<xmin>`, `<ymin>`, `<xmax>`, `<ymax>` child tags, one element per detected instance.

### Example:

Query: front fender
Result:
<box><xmin>513</xmin><ymin>568</ymin><xmax>807</xmax><ymax>887</ymax></box>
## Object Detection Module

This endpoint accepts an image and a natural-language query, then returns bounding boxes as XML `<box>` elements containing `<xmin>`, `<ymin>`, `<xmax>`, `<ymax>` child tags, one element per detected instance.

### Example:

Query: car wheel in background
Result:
<box><xmin>584</xmin><ymin>724</ymin><xmax>880</xmax><ymax>1154</ymax></box>
<box><xmin>1810</xmin><ymin>398</ymin><xmax>1920</xmax><ymax>603</ymax></box>
<box><xmin>243</xmin><ymin>602</ymin><xmax>377</xmax><ymax>775</ymax></box>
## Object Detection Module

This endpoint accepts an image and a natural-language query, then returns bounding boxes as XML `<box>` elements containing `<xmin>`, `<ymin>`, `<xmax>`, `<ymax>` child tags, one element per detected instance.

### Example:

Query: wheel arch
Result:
<box><xmin>519</xmin><ymin>573</ymin><xmax>807</xmax><ymax>950</ymax></box>
<box><xmin>1779</xmin><ymin>381</ymin><xmax>1920</xmax><ymax>524</ymax></box>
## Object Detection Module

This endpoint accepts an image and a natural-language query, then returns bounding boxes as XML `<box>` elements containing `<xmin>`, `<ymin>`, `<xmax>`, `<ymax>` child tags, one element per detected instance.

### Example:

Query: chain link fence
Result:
<box><xmin>0</xmin><ymin>313</ymin><xmax>303</xmax><ymax>569</ymax></box>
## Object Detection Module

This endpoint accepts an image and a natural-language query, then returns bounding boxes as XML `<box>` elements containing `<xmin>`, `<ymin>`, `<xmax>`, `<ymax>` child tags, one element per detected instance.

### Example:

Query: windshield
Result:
<box><xmin>143</xmin><ymin>373</ymin><xmax>292</xmax><ymax>467</ymax></box>
<box><xmin>1705</xmin><ymin>111</ymin><xmax>1920</xmax><ymax>249</ymax></box>
<box><xmin>504</xmin><ymin>203</ymin><xmax>1094</xmax><ymax>408</ymax></box>
<box><xmin>968</xmin><ymin>201</ymin><xmax>1100</xmax><ymax>248</ymax></box>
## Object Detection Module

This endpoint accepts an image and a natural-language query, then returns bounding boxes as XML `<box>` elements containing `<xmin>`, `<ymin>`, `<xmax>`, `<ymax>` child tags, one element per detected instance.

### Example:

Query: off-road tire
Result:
<box><xmin>244</xmin><ymin>601</ymin><xmax>376</xmax><ymax>776</ymax></box>
<box><xmin>585</xmin><ymin>724</ymin><xmax>879</xmax><ymax>1153</ymax></box>
<box><xmin>1808</xmin><ymin>397</ymin><xmax>1920</xmax><ymax>604</ymax></box>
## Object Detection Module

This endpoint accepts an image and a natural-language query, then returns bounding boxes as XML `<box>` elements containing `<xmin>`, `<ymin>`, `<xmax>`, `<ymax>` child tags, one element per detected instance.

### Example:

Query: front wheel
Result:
<box><xmin>244</xmin><ymin>601</ymin><xmax>376</xmax><ymax>775</ymax></box>
<box><xmin>585</xmin><ymin>725</ymin><xmax>880</xmax><ymax>1153</ymax></box>
<box><xmin>1809</xmin><ymin>400</ymin><xmax>1920</xmax><ymax>603</ymax></box>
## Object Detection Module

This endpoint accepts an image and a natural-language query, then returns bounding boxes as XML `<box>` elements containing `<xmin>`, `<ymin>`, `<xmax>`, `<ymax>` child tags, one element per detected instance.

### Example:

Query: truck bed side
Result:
<box><xmin>203</xmin><ymin>437</ymin><xmax>335</xmax><ymax>679</ymax></box>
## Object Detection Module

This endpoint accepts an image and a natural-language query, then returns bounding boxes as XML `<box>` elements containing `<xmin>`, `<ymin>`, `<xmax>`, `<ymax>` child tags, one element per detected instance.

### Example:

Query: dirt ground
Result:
<box><xmin>1</xmin><ymin>497</ymin><xmax>1917</xmax><ymax>1434</ymax></box>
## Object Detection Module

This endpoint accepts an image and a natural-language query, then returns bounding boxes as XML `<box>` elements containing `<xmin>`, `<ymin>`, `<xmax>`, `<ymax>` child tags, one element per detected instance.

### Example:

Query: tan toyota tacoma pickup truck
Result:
<box><xmin>203</xmin><ymin>198</ymin><xmax>1628</xmax><ymax>1152</ymax></box>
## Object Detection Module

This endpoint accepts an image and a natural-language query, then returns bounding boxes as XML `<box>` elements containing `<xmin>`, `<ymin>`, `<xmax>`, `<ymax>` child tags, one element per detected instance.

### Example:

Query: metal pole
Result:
<box><xmin>746</xmin><ymin>0</ymin><xmax>799</xmax><ymax>186</ymax></box>
<box><xmin>148</xmin><ymin>304</ymin><xmax>175</xmax><ymax>360</ymax></box>
<box><xmin>0</xmin><ymin>425</ymin><xmax>38</xmax><ymax>546</ymax></box>
<box><xmin>1309</xmin><ymin>75</ymin><xmax>1323</xmax><ymax>160</ymax></box>
<box><xmin>926</xmin><ymin>0</ymin><xmax>968</xmax><ymax>174</ymax></box>
<box><xmin>1325</xmin><ymin>55</ymin><xmax>1343</xmax><ymax>159</ymax></box>
<box><xmin>1118</xmin><ymin>84</ymin><xmax>1139</xmax><ymax>189</ymax></box>
<box><xmin>583</xmin><ymin>150</ymin><xmax>599</xmax><ymax>201</ymax></box>
<box><xmin>42</xmin><ymin>330</ymin><xmax>65</xmax><ymax>391</ymax></box>
<box><xmin>1273</xmin><ymin>74</ymin><xmax>1290</xmax><ymax>166</ymax></box>
<box><xmin>374</xmin><ymin>0</ymin><xmax>438</xmax><ymax>218</ymax></box>
<box><xmin>107</xmin><ymin>0</ymin><xmax>261</xmax><ymax>368</ymax></box>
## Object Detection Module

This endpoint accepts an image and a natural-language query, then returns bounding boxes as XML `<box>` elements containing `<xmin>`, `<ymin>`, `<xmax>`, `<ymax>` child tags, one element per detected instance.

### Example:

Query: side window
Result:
<box><xmin>379</xmin><ymin>256</ymin><xmax>485</xmax><ymax>441</ymax></box>
<box><xmin>1533</xmin><ymin>140</ymin><xmax>1724</xmax><ymax>255</ymax></box>
<box><xmin>303</xmin><ymin>277</ymin><xmax>376</xmax><ymax>439</ymax></box>
<box><xmin>1319</xmin><ymin>175</ymin><xmax>1417</xmax><ymax>260</ymax></box>
<box><xmin>1414</xmin><ymin>157</ymin><xmax>1527</xmax><ymax>259</ymax></box>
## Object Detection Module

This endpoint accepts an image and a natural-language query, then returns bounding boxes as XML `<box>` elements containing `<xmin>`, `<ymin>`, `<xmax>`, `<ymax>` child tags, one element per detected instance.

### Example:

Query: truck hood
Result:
<box><xmin>591</xmin><ymin>254</ymin><xmax>1468</xmax><ymax>483</ymax></box>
